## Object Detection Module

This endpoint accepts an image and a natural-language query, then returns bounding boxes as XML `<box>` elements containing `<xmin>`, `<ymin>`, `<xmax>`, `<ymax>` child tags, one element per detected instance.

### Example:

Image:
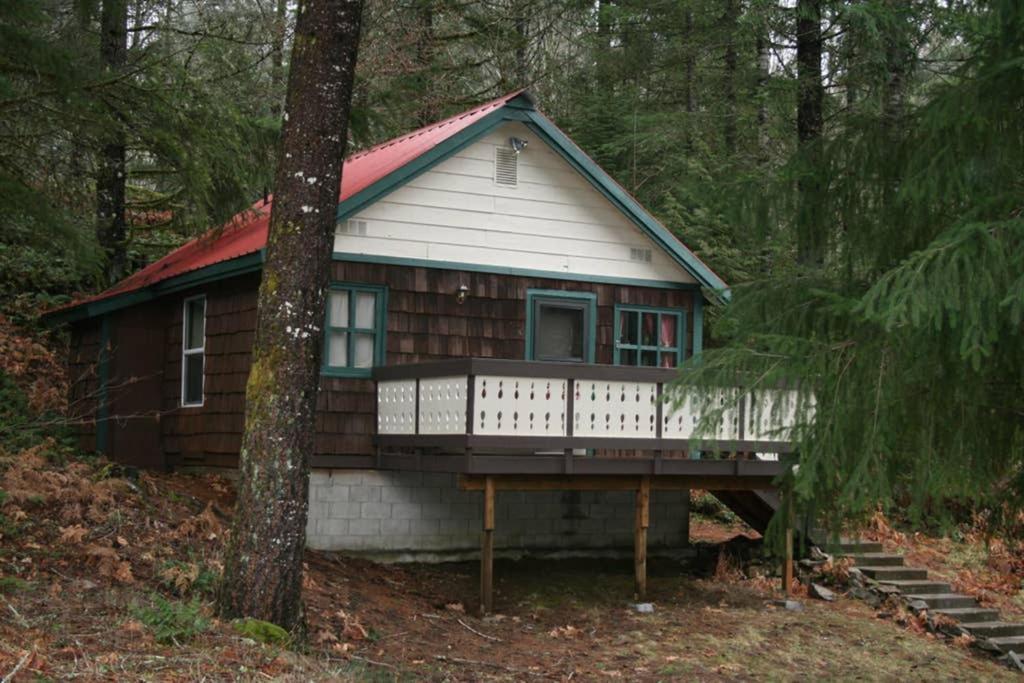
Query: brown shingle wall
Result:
<box><xmin>70</xmin><ymin>262</ymin><xmax>696</xmax><ymax>469</ymax></box>
<box><xmin>67</xmin><ymin>319</ymin><xmax>102</xmax><ymax>452</ymax></box>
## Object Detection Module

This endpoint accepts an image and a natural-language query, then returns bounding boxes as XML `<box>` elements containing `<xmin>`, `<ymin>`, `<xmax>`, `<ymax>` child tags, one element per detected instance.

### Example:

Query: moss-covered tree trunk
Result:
<box><xmin>217</xmin><ymin>0</ymin><xmax>363</xmax><ymax>635</ymax></box>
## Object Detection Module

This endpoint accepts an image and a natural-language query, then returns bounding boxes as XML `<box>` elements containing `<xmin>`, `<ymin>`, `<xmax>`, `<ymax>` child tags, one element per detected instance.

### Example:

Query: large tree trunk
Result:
<box><xmin>217</xmin><ymin>0</ymin><xmax>364</xmax><ymax>634</ymax></box>
<box><xmin>96</xmin><ymin>0</ymin><xmax>128</xmax><ymax>284</ymax></box>
<box><xmin>795</xmin><ymin>0</ymin><xmax>824</xmax><ymax>267</ymax></box>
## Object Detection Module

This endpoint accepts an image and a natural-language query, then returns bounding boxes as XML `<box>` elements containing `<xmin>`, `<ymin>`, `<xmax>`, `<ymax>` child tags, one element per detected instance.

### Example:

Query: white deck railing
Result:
<box><xmin>373</xmin><ymin>359</ymin><xmax>805</xmax><ymax>454</ymax></box>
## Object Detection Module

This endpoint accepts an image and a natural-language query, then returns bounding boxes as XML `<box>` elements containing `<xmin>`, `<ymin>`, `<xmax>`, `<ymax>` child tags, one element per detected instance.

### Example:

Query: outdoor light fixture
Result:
<box><xmin>509</xmin><ymin>137</ymin><xmax>528</xmax><ymax>154</ymax></box>
<box><xmin>456</xmin><ymin>284</ymin><xmax>469</xmax><ymax>304</ymax></box>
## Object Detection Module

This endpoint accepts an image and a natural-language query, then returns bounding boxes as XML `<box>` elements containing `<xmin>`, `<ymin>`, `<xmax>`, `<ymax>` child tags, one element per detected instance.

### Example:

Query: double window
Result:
<box><xmin>614</xmin><ymin>305</ymin><xmax>686</xmax><ymax>368</ymax></box>
<box><xmin>181</xmin><ymin>295</ymin><xmax>206</xmax><ymax>406</ymax></box>
<box><xmin>323</xmin><ymin>283</ymin><xmax>387</xmax><ymax>376</ymax></box>
<box><xmin>526</xmin><ymin>290</ymin><xmax>596</xmax><ymax>363</ymax></box>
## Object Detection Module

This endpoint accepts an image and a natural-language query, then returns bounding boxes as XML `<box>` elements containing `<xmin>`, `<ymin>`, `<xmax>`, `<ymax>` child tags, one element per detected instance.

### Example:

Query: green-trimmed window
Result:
<box><xmin>614</xmin><ymin>305</ymin><xmax>686</xmax><ymax>368</ymax></box>
<box><xmin>322</xmin><ymin>284</ymin><xmax>387</xmax><ymax>377</ymax></box>
<box><xmin>526</xmin><ymin>290</ymin><xmax>597</xmax><ymax>363</ymax></box>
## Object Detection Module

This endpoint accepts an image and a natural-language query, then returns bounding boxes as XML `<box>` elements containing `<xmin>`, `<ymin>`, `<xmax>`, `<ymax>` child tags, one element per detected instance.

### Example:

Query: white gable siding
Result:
<box><xmin>334</xmin><ymin>122</ymin><xmax>697</xmax><ymax>285</ymax></box>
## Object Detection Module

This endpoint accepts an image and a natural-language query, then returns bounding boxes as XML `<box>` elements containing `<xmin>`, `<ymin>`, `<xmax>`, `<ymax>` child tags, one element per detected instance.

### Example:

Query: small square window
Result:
<box><xmin>323</xmin><ymin>284</ymin><xmax>386</xmax><ymax>376</ymax></box>
<box><xmin>614</xmin><ymin>305</ymin><xmax>686</xmax><ymax>368</ymax></box>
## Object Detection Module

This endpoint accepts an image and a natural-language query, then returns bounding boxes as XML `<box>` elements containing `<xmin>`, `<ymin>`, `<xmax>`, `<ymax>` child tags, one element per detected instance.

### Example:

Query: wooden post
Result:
<box><xmin>634</xmin><ymin>476</ymin><xmax>650</xmax><ymax>600</ymax></box>
<box><xmin>782</xmin><ymin>488</ymin><xmax>794</xmax><ymax>595</ymax></box>
<box><xmin>481</xmin><ymin>475</ymin><xmax>495</xmax><ymax>614</ymax></box>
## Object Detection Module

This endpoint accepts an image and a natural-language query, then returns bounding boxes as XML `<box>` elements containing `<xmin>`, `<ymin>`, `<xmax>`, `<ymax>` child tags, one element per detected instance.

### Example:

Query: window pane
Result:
<box><xmin>327</xmin><ymin>331</ymin><xmax>348</xmax><ymax>367</ymax></box>
<box><xmin>640</xmin><ymin>350</ymin><xmax>658</xmax><ymax>367</ymax></box>
<box><xmin>184</xmin><ymin>354</ymin><xmax>203</xmax><ymax>404</ymax></box>
<box><xmin>618</xmin><ymin>310</ymin><xmax>638</xmax><ymax>345</ymax></box>
<box><xmin>185</xmin><ymin>299</ymin><xmax>205</xmax><ymax>350</ymax></box>
<box><xmin>353</xmin><ymin>333</ymin><xmax>374</xmax><ymax>367</ymax></box>
<box><xmin>660</xmin><ymin>314</ymin><xmax>677</xmax><ymax>348</ymax></box>
<box><xmin>660</xmin><ymin>352</ymin><xmax>677</xmax><ymax>368</ymax></box>
<box><xmin>620</xmin><ymin>348</ymin><xmax>637</xmax><ymax>366</ymax></box>
<box><xmin>329</xmin><ymin>291</ymin><xmax>349</xmax><ymax>327</ymax></box>
<box><xmin>641</xmin><ymin>312</ymin><xmax>657</xmax><ymax>346</ymax></box>
<box><xmin>354</xmin><ymin>292</ymin><xmax>376</xmax><ymax>329</ymax></box>
<box><xmin>536</xmin><ymin>304</ymin><xmax>584</xmax><ymax>361</ymax></box>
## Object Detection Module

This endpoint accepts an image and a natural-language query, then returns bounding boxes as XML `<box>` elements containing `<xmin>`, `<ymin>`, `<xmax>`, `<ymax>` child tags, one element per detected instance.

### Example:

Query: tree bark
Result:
<box><xmin>796</xmin><ymin>0</ymin><xmax>824</xmax><ymax>267</ymax></box>
<box><xmin>96</xmin><ymin>0</ymin><xmax>128</xmax><ymax>284</ymax></box>
<box><xmin>217</xmin><ymin>0</ymin><xmax>364</xmax><ymax>635</ymax></box>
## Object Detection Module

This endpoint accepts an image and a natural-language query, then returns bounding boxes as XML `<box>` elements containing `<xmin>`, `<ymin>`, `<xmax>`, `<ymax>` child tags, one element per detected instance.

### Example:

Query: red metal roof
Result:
<box><xmin>60</xmin><ymin>90</ymin><xmax>525</xmax><ymax>313</ymax></box>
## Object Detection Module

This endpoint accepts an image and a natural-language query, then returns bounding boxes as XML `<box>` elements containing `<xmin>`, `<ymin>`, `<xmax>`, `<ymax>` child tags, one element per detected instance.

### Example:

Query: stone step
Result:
<box><xmin>846</xmin><ymin>552</ymin><xmax>904</xmax><ymax>567</ymax></box>
<box><xmin>815</xmin><ymin>536</ymin><xmax>883</xmax><ymax>554</ymax></box>
<box><xmin>933</xmin><ymin>607</ymin><xmax>1000</xmax><ymax>623</ymax></box>
<box><xmin>963</xmin><ymin>622</ymin><xmax>1024</xmax><ymax>639</ymax></box>
<box><xmin>878</xmin><ymin>579</ymin><xmax>951</xmax><ymax>594</ymax></box>
<box><xmin>858</xmin><ymin>566</ymin><xmax>928</xmax><ymax>581</ymax></box>
<box><xmin>907</xmin><ymin>593</ymin><xmax>979</xmax><ymax>610</ymax></box>
<box><xmin>988</xmin><ymin>635</ymin><xmax>1024</xmax><ymax>654</ymax></box>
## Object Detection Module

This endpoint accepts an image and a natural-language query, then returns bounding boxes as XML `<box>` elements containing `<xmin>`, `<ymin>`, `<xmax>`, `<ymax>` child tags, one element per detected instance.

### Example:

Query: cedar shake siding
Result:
<box><xmin>69</xmin><ymin>262</ymin><xmax>697</xmax><ymax>470</ymax></box>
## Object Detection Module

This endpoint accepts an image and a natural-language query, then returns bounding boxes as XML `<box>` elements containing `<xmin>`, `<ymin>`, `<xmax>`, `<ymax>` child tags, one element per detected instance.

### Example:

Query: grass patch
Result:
<box><xmin>0</xmin><ymin>576</ymin><xmax>29</xmax><ymax>594</ymax></box>
<box><xmin>132</xmin><ymin>594</ymin><xmax>209</xmax><ymax>645</ymax></box>
<box><xmin>233</xmin><ymin>618</ymin><xmax>290</xmax><ymax>646</ymax></box>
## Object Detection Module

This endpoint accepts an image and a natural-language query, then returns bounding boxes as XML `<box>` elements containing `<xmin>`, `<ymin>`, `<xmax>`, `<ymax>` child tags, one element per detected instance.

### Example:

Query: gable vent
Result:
<box><xmin>338</xmin><ymin>218</ymin><xmax>368</xmax><ymax>236</ymax></box>
<box><xmin>630</xmin><ymin>247</ymin><xmax>652</xmax><ymax>263</ymax></box>
<box><xmin>494</xmin><ymin>147</ymin><xmax>518</xmax><ymax>187</ymax></box>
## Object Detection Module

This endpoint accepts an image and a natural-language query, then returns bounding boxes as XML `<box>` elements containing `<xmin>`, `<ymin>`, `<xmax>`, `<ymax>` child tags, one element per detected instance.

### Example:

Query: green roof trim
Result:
<box><xmin>44</xmin><ymin>249</ymin><xmax>264</xmax><ymax>325</ymax></box>
<box><xmin>519</xmin><ymin>111</ymin><xmax>730</xmax><ymax>300</ymax></box>
<box><xmin>332</xmin><ymin>253</ymin><xmax>700</xmax><ymax>291</ymax></box>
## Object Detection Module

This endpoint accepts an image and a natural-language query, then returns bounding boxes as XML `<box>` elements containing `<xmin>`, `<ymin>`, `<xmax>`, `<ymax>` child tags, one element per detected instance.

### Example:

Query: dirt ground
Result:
<box><xmin>0</xmin><ymin>457</ymin><xmax>1019</xmax><ymax>681</ymax></box>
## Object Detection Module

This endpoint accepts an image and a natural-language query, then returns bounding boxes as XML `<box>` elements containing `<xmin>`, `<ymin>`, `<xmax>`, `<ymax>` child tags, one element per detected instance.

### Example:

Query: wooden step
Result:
<box><xmin>880</xmin><ymin>579</ymin><xmax>951</xmax><ymax>594</ymax></box>
<box><xmin>988</xmin><ymin>635</ymin><xmax>1024</xmax><ymax>654</ymax></box>
<box><xmin>933</xmin><ymin>607</ymin><xmax>1000</xmax><ymax>623</ymax></box>
<box><xmin>846</xmin><ymin>552</ymin><xmax>903</xmax><ymax>567</ymax></box>
<box><xmin>963</xmin><ymin>622</ymin><xmax>1024</xmax><ymax>639</ymax></box>
<box><xmin>858</xmin><ymin>566</ymin><xmax>928</xmax><ymax>581</ymax></box>
<box><xmin>906</xmin><ymin>593</ymin><xmax>979</xmax><ymax>610</ymax></box>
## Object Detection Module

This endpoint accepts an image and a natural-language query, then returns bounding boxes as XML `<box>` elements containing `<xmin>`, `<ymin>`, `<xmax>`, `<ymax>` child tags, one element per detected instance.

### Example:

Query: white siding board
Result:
<box><xmin>335</xmin><ymin>122</ymin><xmax>697</xmax><ymax>285</ymax></box>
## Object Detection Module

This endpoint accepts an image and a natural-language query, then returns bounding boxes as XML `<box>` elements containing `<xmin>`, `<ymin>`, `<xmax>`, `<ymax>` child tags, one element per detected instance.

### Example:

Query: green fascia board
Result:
<box><xmin>520</xmin><ymin>112</ymin><xmax>731</xmax><ymax>302</ymax></box>
<box><xmin>332</xmin><ymin>253</ymin><xmax>699</xmax><ymax>291</ymax></box>
<box><xmin>45</xmin><ymin>250</ymin><xmax>265</xmax><ymax>325</ymax></box>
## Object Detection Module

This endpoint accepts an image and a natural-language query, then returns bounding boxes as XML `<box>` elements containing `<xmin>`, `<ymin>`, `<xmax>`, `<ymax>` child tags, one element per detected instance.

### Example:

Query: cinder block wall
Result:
<box><xmin>307</xmin><ymin>469</ymin><xmax>690</xmax><ymax>561</ymax></box>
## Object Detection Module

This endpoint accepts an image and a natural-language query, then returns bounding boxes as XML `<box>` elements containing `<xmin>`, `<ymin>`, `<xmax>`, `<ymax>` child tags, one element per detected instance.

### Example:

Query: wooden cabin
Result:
<box><xmin>49</xmin><ymin>92</ymin><xmax>793</xmax><ymax>601</ymax></box>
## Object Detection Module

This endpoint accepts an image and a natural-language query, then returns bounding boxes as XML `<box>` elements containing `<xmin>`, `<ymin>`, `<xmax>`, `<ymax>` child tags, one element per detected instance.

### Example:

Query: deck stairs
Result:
<box><xmin>834</xmin><ymin>539</ymin><xmax>1024</xmax><ymax>656</ymax></box>
<box><xmin>709</xmin><ymin>491</ymin><xmax>1024</xmax><ymax>658</ymax></box>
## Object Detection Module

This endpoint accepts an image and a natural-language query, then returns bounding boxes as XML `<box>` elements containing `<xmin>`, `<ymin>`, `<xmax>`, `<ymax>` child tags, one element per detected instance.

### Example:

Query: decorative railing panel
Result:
<box><xmin>475</xmin><ymin>375</ymin><xmax>566</xmax><ymax>436</ymax></box>
<box><xmin>418</xmin><ymin>376</ymin><xmax>468</xmax><ymax>434</ymax></box>
<box><xmin>573</xmin><ymin>380</ymin><xmax>658</xmax><ymax>438</ymax></box>
<box><xmin>377</xmin><ymin>379</ymin><xmax>417</xmax><ymax>435</ymax></box>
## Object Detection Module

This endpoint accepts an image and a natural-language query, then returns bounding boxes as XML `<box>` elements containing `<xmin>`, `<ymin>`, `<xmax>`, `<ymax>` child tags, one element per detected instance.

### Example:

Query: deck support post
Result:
<box><xmin>480</xmin><ymin>475</ymin><xmax>495</xmax><ymax>614</ymax></box>
<box><xmin>634</xmin><ymin>475</ymin><xmax>650</xmax><ymax>600</ymax></box>
<box><xmin>782</xmin><ymin>488</ymin><xmax>794</xmax><ymax>595</ymax></box>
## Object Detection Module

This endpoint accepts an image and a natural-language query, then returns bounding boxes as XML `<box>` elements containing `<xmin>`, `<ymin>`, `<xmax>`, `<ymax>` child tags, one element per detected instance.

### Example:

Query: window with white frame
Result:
<box><xmin>181</xmin><ymin>295</ymin><xmax>206</xmax><ymax>406</ymax></box>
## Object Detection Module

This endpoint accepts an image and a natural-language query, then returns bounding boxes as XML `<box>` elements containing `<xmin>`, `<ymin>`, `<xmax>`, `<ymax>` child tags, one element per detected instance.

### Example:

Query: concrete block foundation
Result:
<box><xmin>307</xmin><ymin>469</ymin><xmax>690</xmax><ymax>562</ymax></box>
